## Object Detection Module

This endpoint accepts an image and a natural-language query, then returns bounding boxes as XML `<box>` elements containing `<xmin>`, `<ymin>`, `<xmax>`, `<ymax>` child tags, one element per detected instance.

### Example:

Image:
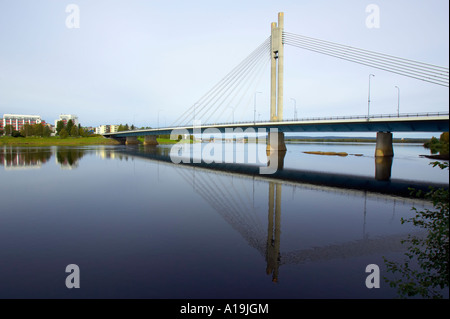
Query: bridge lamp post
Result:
<box><xmin>290</xmin><ymin>98</ymin><xmax>297</xmax><ymax>120</ymax></box>
<box><xmin>254</xmin><ymin>91</ymin><xmax>262</xmax><ymax>124</ymax></box>
<box><xmin>395</xmin><ymin>86</ymin><xmax>400</xmax><ymax>117</ymax></box>
<box><xmin>368</xmin><ymin>74</ymin><xmax>375</xmax><ymax>119</ymax></box>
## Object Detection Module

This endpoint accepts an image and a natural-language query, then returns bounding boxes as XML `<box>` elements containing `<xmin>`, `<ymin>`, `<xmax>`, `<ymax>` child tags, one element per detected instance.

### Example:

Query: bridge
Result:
<box><xmin>103</xmin><ymin>12</ymin><xmax>449</xmax><ymax>161</ymax></box>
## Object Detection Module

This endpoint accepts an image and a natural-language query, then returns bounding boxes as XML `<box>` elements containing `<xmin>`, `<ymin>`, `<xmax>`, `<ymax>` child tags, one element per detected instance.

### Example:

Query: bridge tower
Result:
<box><xmin>270</xmin><ymin>12</ymin><xmax>284</xmax><ymax>122</ymax></box>
<box><xmin>267</xmin><ymin>12</ymin><xmax>287</xmax><ymax>153</ymax></box>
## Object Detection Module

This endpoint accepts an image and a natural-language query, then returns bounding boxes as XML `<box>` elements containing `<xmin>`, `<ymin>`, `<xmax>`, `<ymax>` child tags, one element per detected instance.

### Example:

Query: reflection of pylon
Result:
<box><xmin>266</xmin><ymin>182</ymin><xmax>281</xmax><ymax>283</ymax></box>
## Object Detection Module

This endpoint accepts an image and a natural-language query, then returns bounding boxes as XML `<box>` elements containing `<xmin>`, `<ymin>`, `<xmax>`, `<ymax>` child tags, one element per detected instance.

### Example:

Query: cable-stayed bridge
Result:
<box><xmin>103</xmin><ymin>12</ymin><xmax>449</xmax><ymax>161</ymax></box>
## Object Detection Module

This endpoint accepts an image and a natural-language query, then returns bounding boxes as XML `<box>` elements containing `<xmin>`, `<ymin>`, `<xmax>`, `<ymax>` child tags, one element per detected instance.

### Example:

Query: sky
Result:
<box><xmin>0</xmin><ymin>0</ymin><xmax>448</xmax><ymax>137</ymax></box>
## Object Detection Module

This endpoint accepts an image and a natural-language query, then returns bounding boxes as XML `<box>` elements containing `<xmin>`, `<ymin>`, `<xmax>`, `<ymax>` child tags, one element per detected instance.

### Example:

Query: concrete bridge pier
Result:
<box><xmin>111</xmin><ymin>137</ymin><xmax>126</xmax><ymax>145</ymax></box>
<box><xmin>266</xmin><ymin>131</ymin><xmax>287</xmax><ymax>152</ymax></box>
<box><xmin>375</xmin><ymin>132</ymin><xmax>394</xmax><ymax>157</ymax></box>
<box><xmin>374</xmin><ymin>131</ymin><xmax>393</xmax><ymax>181</ymax></box>
<box><xmin>266</xmin><ymin>131</ymin><xmax>287</xmax><ymax>171</ymax></box>
<box><xmin>144</xmin><ymin>135</ymin><xmax>159</xmax><ymax>146</ymax></box>
<box><xmin>125</xmin><ymin>136</ymin><xmax>139</xmax><ymax>145</ymax></box>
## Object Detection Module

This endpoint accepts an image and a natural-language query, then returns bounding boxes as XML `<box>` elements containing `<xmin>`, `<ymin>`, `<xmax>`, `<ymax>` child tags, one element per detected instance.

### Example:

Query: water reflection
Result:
<box><xmin>104</xmin><ymin>145</ymin><xmax>431</xmax><ymax>283</ymax></box>
<box><xmin>0</xmin><ymin>147</ymin><xmax>52</xmax><ymax>170</ymax></box>
<box><xmin>375</xmin><ymin>157</ymin><xmax>393</xmax><ymax>181</ymax></box>
<box><xmin>266</xmin><ymin>182</ymin><xmax>282</xmax><ymax>282</ymax></box>
<box><xmin>55</xmin><ymin>148</ymin><xmax>86</xmax><ymax>169</ymax></box>
<box><xmin>0</xmin><ymin>145</ymin><xmax>444</xmax><ymax>298</ymax></box>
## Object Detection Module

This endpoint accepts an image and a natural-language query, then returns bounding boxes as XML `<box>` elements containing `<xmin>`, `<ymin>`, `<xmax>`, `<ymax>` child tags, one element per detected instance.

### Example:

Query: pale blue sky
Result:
<box><xmin>0</xmin><ymin>1</ymin><xmax>448</xmax><ymax>137</ymax></box>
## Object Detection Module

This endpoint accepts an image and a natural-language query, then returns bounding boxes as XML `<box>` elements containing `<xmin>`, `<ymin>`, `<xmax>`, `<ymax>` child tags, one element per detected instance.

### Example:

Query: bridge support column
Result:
<box><xmin>144</xmin><ymin>135</ymin><xmax>159</xmax><ymax>146</ymax></box>
<box><xmin>125</xmin><ymin>136</ymin><xmax>139</xmax><ymax>145</ymax></box>
<box><xmin>375</xmin><ymin>132</ymin><xmax>394</xmax><ymax>157</ymax></box>
<box><xmin>265</xmin><ymin>131</ymin><xmax>286</xmax><ymax>171</ymax></box>
<box><xmin>111</xmin><ymin>137</ymin><xmax>126</xmax><ymax>145</ymax></box>
<box><xmin>266</xmin><ymin>131</ymin><xmax>286</xmax><ymax>152</ymax></box>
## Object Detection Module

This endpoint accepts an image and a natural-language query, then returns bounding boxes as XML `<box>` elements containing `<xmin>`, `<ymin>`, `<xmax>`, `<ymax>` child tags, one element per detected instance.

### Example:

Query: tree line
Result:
<box><xmin>0</xmin><ymin>119</ymin><xmax>93</xmax><ymax>138</ymax></box>
<box><xmin>1</xmin><ymin>123</ymin><xmax>52</xmax><ymax>137</ymax></box>
<box><xmin>424</xmin><ymin>132</ymin><xmax>449</xmax><ymax>155</ymax></box>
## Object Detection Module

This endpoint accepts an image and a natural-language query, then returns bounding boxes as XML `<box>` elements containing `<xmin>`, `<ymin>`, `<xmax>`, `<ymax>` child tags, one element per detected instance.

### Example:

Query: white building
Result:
<box><xmin>95</xmin><ymin>124</ymin><xmax>119</xmax><ymax>135</ymax></box>
<box><xmin>1</xmin><ymin>114</ymin><xmax>42</xmax><ymax>132</ymax></box>
<box><xmin>110</xmin><ymin>125</ymin><xmax>119</xmax><ymax>133</ymax></box>
<box><xmin>55</xmin><ymin>114</ymin><xmax>79</xmax><ymax>128</ymax></box>
<box><xmin>95</xmin><ymin>125</ymin><xmax>109</xmax><ymax>134</ymax></box>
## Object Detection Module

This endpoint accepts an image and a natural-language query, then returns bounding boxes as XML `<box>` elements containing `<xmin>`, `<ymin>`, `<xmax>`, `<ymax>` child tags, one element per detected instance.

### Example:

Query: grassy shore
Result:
<box><xmin>0</xmin><ymin>136</ymin><xmax>193</xmax><ymax>146</ymax></box>
<box><xmin>0</xmin><ymin>136</ymin><xmax>120</xmax><ymax>146</ymax></box>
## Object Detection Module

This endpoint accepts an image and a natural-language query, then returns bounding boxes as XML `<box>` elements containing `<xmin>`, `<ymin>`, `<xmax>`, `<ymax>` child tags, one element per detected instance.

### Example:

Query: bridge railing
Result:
<box><xmin>105</xmin><ymin>111</ymin><xmax>449</xmax><ymax>134</ymax></box>
<box><xmin>184</xmin><ymin>111</ymin><xmax>449</xmax><ymax>127</ymax></box>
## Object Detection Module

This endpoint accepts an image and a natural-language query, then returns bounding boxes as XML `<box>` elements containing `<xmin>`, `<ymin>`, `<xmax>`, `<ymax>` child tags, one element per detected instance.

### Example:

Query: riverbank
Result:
<box><xmin>0</xmin><ymin>136</ymin><xmax>191</xmax><ymax>146</ymax></box>
<box><xmin>0</xmin><ymin>136</ymin><xmax>121</xmax><ymax>146</ymax></box>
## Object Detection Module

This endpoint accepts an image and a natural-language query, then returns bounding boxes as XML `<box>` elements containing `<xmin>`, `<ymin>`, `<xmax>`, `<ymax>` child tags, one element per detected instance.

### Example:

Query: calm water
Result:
<box><xmin>0</xmin><ymin>142</ymin><xmax>448</xmax><ymax>299</ymax></box>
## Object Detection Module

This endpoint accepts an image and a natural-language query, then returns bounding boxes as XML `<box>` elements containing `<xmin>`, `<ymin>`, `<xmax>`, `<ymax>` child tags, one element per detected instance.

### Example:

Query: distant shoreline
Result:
<box><xmin>0</xmin><ymin>136</ymin><xmax>120</xmax><ymax>146</ymax></box>
<box><xmin>0</xmin><ymin>136</ymin><xmax>187</xmax><ymax>146</ymax></box>
<box><xmin>285</xmin><ymin>138</ymin><xmax>428</xmax><ymax>143</ymax></box>
<box><xmin>0</xmin><ymin>136</ymin><xmax>433</xmax><ymax>147</ymax></box>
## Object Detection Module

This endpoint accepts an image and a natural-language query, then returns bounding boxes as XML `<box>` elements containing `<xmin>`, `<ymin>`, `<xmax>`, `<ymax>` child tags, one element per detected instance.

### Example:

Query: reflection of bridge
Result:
<box><xmin>103</xmin><ymin>12</ymin><xmax>449</xmax><ymax>164</ymax></box>
<box><xmin>108</xmin><ymin>146</ymin><xmax>436</xmax><ymax>283</ymax></box>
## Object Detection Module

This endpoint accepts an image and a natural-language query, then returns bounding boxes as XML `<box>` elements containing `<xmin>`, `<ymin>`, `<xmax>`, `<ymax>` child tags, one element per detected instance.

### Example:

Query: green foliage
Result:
<box><xmin>20</xmin><ymin>123</ymin><xmax>33</xmax><ymax>137</ymax></box>
<box><xmin>66</xmin><ymin>119</ymin><xmax>74</xmax><ymax>135</ymax></box>
<box><xmin>3</xmin><ymin>125</ymin><xmax>16</xmax><ymax>136</ymax></box>
<box><xmin>19</xmin><ymin>123</ymin><xmax>49</xmax><ymax>137</ymax></box>
<box><xmin>384</xmin><ymin>161</ymin><xmax>449</xmax><ymax>298</ymax></box>
<box><xmin>11</xmin><ymin>130</ymin><xmax>23</xmax><ymax>138</ymax></box>
<box><xmin>59</xmin><ymin>128</ymin><xmax>69</xmax><ymax>139</ymax></box>
<box><xmin>56</xmin><ymin>120</ymin><xmax>65</xmax><ymax>135</ymax></box>
<box><xmin>423</xmin><ymin>132</ymin><xmax>449</xmax><ymax>155</ymax></box>
<box><xmin>70</xmin><ymin>125</ymin><xmax>79</xmax><ymax>137</ymax></box>
<box><xmin>43</xmin><ymin>126</ymin><xmax>52</xmax><ymax>137</ymax></box>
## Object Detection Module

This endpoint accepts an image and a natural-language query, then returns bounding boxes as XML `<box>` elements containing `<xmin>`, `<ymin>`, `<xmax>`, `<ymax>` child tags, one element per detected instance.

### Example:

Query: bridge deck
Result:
<box><xmin>102</xmin><ymin>113</ymin><xmax>449</xmax><ymax>138</ymax></box>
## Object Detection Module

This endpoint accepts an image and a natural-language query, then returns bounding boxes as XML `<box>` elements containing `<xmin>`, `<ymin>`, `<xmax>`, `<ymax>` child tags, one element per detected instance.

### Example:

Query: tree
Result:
<box><xmin>32</xmin><ymin>123</ymin><xmax>44</xmax><ymax>137</ymax></box>
<box><xmin>439</xmin><ymin>132</ymin><xmax>449</xmax><ymax>155</ymax></box>
<box><xmin>424</xmin><ymin>133</ymin><xmax>449</xmax><ymax>155</ymax></box>
<box><xmin>3</xmin><ymin>124</ymin><xmax>15</xmax><ymax>136</ymax></box>
<box><xmin>43</xmin><ymin>126</ymin><xmax>51</xmax><ymax>137</ymax></box>
<box><xmin>384</xmin><ymin>161</ymin><xmax>449</xmax><ymax>298</ymax></box>
<box><xmin>59</xmin><ymin>128</ymin><xmax>69</xmax><ymax>139</ymax></box>
<box><xmin>20</xmin><ymin>123</ymin><xmax>33</xmax><ymax>137</ymax></box>
<box><xmin>56</xmin><ymin>120</ymin><xmax>65</xmax><ymax>135</ymax></box>
<box><xmin>78</xmin><ymin>127</ymin><xmax>86</xmax><ymax>137</ymax></box>
<box><xmin>66</xmin><ymin>120</ymin><xmax>74</xmax><ymax>136</ymax></box>
<box><xmin>70</xmin><ymin>125</ymin><xmax>79</xmax><ymax>137</ymax></box>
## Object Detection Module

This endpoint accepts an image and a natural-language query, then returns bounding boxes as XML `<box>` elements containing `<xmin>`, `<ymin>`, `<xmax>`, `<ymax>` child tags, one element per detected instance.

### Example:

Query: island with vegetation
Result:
<box><xmin>422</xmin><ymin>132</ymin><xmax>449</xmax><ymax>160</ymax></box>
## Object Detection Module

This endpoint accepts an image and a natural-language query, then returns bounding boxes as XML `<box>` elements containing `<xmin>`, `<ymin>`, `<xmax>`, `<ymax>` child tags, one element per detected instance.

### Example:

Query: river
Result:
<box><xmin>0</xmin><ymin>142</ymin><xmax>448</xmax><ymax>298</ymax></box>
